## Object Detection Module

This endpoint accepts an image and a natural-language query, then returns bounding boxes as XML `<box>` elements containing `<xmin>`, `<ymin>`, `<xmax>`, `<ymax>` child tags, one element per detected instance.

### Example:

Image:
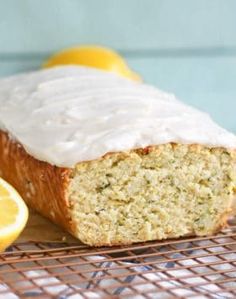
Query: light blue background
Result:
<box><xmin>0</xmin><ymin>0</ymin><xmax>235</xmax><ymax>132</ymax></box>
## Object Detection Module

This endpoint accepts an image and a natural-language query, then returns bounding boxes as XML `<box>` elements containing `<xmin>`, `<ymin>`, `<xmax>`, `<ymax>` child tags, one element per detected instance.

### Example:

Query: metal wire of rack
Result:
<box><xmin>1</xmin><ymin>223</ymin><xmax>236</xmax><ymax>298</ymax></box>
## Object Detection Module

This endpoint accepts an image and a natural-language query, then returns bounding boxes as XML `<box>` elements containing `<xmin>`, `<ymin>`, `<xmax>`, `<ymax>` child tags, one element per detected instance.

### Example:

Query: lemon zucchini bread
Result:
<box><xmin>0</xmin><ymin>66</ymin><xmax>236</xmax><ymax>246</ymax></box>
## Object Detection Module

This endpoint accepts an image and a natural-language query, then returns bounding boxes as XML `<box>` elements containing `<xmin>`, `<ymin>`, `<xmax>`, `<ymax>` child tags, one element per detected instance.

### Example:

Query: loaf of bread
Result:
<box><xmin>0</xmin><ymin>66</ymin><xmax>236</xmax><ymax>246</ymax></box>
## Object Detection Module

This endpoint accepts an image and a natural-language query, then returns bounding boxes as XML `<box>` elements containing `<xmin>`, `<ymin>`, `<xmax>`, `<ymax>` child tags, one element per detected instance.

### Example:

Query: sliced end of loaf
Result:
<box><xmin>67</xmin><ymin>144</ymin><xmax>236</xmax><ymax>246</ymax></box>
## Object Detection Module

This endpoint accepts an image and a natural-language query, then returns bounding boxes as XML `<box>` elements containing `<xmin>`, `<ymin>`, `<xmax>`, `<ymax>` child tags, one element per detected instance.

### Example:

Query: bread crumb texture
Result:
<box><xmin>68</xmin><ymin>144</ymin><xmax>236</xmax><ymax>246</ymax></box>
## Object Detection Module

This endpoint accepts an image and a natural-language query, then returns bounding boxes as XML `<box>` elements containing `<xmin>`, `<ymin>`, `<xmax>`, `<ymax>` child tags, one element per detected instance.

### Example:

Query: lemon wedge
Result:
<box><xmin>0</xmin><ymin>178</ymin><xmax>28</xmax><ymax>252</ymax></box>
<box><xmin>43</xmin><ymin>45</ymin><xmax>141</xmax><ymax>81</ymax></box>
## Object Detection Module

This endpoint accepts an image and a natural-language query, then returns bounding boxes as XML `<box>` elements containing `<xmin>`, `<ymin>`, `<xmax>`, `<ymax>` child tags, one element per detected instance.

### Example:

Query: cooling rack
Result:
<box><xmin>1</xmin><ymin>222</ymin><xmax>236</xmax><ymax>299</ymax></box>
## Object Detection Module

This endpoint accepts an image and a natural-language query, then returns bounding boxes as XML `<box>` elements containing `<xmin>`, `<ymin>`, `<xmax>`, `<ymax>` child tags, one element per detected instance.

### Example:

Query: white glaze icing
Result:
<box><xmin>0</xmin><ymin>66</ymin><xmax>235</xmax><ymax>167</ymax></box>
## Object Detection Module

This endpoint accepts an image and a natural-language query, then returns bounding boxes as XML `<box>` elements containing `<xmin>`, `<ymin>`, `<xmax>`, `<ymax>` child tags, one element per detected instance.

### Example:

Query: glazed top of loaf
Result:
<box><xmin>0</xmin><ymin>66</ymin><xmax>236</xmax><ymax>167</ymax></box>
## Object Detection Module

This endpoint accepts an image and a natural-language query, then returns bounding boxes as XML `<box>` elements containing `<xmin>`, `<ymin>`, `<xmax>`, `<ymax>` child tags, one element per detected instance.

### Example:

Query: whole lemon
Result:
<box><xmin>43</xmin><ymin>46</ymin><xmax>141</xmax><ymax>81</ymax></box>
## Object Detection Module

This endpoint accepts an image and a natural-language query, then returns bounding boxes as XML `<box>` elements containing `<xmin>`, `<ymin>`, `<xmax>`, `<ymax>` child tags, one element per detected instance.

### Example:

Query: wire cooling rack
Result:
<box><xmin>1</xmin><ymin>223</ymin><xmax>236</xmax><ymax>299</ymax></box>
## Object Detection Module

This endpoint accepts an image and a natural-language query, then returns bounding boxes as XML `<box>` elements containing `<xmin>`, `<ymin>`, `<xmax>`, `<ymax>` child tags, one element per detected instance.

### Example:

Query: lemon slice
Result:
<box><xmin>43</xmin><ymin>45</ymin><xmax>141</xmax><ymax>81</ymax></box>
<box><xmin>0</xmin><ymin>178</ymin><xmax>28</xmax><ymax>252</ymax></box>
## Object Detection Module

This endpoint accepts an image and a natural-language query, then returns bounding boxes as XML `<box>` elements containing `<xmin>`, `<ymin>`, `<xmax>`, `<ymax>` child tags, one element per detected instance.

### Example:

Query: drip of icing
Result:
<box><xmin>0</xmin><ymin>66</ymin><xmax>235</xmax><ymax>167</ymax></box>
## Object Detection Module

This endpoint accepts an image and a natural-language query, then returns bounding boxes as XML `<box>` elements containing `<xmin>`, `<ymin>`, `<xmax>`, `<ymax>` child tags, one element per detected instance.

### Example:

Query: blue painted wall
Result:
<box><xmin>0</xmin><ymin>0</ymin><xmax>235</xmax><ymax>131</ymax></box>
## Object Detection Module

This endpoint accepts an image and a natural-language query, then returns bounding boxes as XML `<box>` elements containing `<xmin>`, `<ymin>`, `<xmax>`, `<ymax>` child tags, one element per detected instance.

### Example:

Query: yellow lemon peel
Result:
<box><xmin>0</xmin><ymin>178</ymin><xmax>28</xmax><ymax>252</ymax></box>
<box><xmin>43</xmin><ymin>46</ymin><xmax>141</xmax><ymax>81</ymax></box>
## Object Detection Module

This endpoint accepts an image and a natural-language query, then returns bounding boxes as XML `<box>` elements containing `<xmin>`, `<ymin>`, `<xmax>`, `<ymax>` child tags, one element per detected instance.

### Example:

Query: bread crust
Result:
<box><xmin>0</xmin><ymin>130</ymin><xmax>75</xmax><ymax>236</ymax></box>
<box><xmin>0</xmin><ymin>129</ymin><xmax>233</xmax><ymax>246</ymax></box>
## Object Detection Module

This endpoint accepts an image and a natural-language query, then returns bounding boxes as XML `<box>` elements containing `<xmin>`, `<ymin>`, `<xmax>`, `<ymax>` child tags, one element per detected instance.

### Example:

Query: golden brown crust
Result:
<box><xmin>0</xmin><ymin>130</ymin><xmax>234</xmax><ymax>246</ymax></box>
<box><xmin>0</xmin><ymin>130</ymin><xmax>75</xmax><ymax>236</ymax></box>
